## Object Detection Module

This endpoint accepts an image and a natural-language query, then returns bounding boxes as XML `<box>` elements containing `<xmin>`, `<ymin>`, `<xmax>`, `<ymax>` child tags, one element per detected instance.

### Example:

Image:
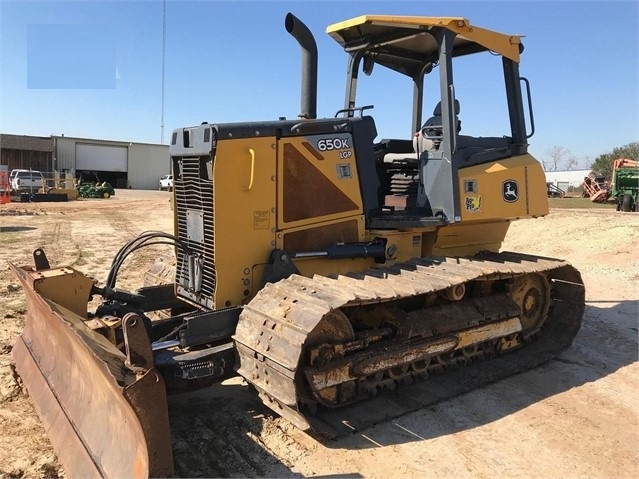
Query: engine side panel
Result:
<box><xmin>213</xmin><ymin>136</ymin><xmax>277</xmax><ymax>308</ymax></box>
<box><xmin>457</xmin><ymin>153</ymin><xmax>549</xmax><ymax>222</ymax></box>
<box><xmin>278</xmin><ymin>134</ymin><xmax>364</xmax><ymax>229</ymax></box>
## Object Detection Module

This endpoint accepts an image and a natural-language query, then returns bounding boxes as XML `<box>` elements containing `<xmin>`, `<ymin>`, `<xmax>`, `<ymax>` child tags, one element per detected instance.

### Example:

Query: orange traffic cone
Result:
<box><xmin>0</xmin><ymin>171</ymin><xmax>10</xmax><ymax>204</ymax></box>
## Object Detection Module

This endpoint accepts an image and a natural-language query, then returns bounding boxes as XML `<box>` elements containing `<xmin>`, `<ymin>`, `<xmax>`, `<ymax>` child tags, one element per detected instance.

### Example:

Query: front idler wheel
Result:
<box><xmin>509</xmin><ymin>273</ymin><xmax>551</xmax><ymax>333</ymax></box>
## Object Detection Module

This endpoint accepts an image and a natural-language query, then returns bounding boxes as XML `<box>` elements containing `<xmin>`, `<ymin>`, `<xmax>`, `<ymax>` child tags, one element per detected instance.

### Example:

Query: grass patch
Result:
<box><xmin>1</xmin><ymin>236</ymin><xmax>23</xmax><ymax>244</ymax></box>
<box><xmin>72</xmin><ymin>250</ymin><xmax>95</xmax><ymax>267</ymax></box>
<box><xmin>549</xmin><ymin>197</ymin><xmax>617</xmax><ymax>209</ymax></box>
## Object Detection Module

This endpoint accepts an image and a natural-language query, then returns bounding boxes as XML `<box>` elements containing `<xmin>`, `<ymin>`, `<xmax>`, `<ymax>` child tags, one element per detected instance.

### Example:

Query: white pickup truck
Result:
<box><xmin>10</xmin><ymin>170</ymin><xmax>45</xmax><ymax>192</ymax></box>
<box><xmin>158</xmin><ymin>174</ymin><xmax>173</xmax><ymax>191</ymax></box>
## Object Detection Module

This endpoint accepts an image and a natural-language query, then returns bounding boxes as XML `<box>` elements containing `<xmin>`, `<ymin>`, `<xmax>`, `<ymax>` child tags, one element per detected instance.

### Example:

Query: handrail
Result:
<box><xmin>290</xmin><ymin>118</ymin><xmax>350</xmax><ymax>134</ymax></box>
<box><xmin>448</xmin><ymin>85</ymin><xmax>457</xmax><ymax>153</ymax></box>
<box><xmin>247</xmin><ymin>148</ymin><xmax>255</xmax><ymax>191</ymax></box>
<box><xmin>521</xmin><ymin>76</ymin><xmax>535</xmax><ymax>138</ymax></box>
<box><xmin>334</xmin><ymin>104</ymin><xmax>374</xmax><ymax>118</ymax></box>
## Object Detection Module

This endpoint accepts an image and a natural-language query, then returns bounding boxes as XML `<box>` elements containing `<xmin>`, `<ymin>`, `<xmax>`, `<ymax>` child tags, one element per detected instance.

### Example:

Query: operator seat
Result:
<box><xmin>413</xmin><ymin>100</ymin><xmax>461</xmax><ymax>153</ymax></box>
<box><xmin>380</xmin><ymin>99</ymin><xmax>461</xmax><ymax>164</ymax></box>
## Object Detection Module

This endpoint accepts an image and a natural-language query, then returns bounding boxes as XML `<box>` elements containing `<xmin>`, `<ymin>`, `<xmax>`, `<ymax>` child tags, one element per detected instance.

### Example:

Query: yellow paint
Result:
<box><xmin>30</xmin><ymin>267</ymin><xmax>95</xmax><ymax>318</ymax></box>
<box><xmin>247</xmin><ymin>148</ymin><xmax>255</xmax><ymax>190</ymax></box>
<box><xmin>368</xmin><ymin>229</ymin><xmax>423</xmax><ymax>261</ymax></box>
<box><xmin>206</xmin><ymin>139</ymin><xmax>546</xmax><ymax>305</ymax></box>
<box><xmin>285</xmin><ymin>257</ymin><xmax>374</xmax><ymax>280</ymax></box>
<box><xmin>434</xmin><ymin>221</ymin><xmax>510</xmax><ymax>256</ymax></box>
<box><xmin>458</xmin><ymin>153</ymin><xmax>549</xmax><ymax>222</ymax></box>
<box><xmin>276</xmin><ymin>217</ymin><xmax>367</xmax><ymax>249</ymax></box>
<box><xmin>327</xmin><ymin>15</ymin><xmax>522</xmax><ymax>62</ymax></box>
<box><xmin>213</xmin><ymin>137</ymin><xmax>276</xmax><ymax>307</ymax></box>
<box><xmin>429</xmin><ymin>154</ymin><xmax>548</xmax><ymax>256</ymax></box>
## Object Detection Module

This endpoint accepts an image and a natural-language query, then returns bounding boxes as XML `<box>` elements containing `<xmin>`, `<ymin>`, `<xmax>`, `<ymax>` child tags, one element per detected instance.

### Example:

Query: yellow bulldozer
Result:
<box><xmin>10</xmin><ymin>13</ymin><xmax>585</xmax><ymax>478</ymax></box>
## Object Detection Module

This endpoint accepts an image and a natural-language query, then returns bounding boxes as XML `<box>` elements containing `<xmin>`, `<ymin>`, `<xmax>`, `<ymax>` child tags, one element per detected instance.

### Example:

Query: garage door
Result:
<box><xmin>76</xmin><ymin>144</ymin><xmax>128</xmax><ymax>172</ymax></box>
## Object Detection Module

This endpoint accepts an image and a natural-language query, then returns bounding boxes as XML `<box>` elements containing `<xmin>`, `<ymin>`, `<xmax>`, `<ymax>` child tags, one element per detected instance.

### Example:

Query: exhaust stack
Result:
<box><xmin>285</xmin><ymin>13</ymin><xmax>318</xmax><ymax>119</ymax></box>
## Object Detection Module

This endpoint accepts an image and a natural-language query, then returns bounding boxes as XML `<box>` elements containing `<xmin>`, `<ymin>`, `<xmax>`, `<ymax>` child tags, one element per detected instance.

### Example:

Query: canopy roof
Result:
<box><xmin>327</xmin><ymin>15</ymin><xmax>523</xmax><ymax>77</ymax></box>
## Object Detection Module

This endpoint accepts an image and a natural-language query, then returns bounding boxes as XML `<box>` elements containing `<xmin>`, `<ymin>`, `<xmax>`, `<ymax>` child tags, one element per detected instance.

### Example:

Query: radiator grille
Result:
<box><xmin>174</xmin><ymin>155</ymin><xmax>216</xmax><ymax>308</ymax></box>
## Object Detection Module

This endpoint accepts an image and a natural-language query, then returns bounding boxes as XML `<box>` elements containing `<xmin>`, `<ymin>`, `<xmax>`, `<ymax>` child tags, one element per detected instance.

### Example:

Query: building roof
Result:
<box><xmin>52</xmin><ymin>135</ymin><xmax>166</xmax><ymax>148</ymax></box>
<box><xmin>0</xmin><ymin>133</ymin><xmax>55</xmax><ymax>152</ymax></box>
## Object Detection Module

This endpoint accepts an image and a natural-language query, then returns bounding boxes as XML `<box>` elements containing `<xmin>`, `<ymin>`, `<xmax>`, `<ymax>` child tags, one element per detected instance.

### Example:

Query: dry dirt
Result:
<box><xmin>0</xmin><ymin>190</ymin><xmax>637</xmax><ymax>478</ymax></box>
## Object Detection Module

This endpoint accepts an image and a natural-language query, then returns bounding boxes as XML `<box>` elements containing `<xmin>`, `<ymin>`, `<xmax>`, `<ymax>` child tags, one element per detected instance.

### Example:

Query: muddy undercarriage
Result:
<box><xmin>10</xmin><ymin>250</ymin><xmax>584</xmax><ymax>476</ymax></box>
<box><xmin>233</xmin><ymin>252</ymin><xmax>584</xmax><ymax>434</ymax></box>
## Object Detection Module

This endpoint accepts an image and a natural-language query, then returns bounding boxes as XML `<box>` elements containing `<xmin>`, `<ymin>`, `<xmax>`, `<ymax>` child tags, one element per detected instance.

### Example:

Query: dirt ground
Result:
<box><xmin>0</xmin><ymin>190</ymin><xmax>637</xmax><ymax>478</ymax></box>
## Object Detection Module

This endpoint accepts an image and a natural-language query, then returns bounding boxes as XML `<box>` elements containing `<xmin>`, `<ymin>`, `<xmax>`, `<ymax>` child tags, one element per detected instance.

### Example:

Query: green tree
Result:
<box><xmin>590</xmin><ymin>142</ymin><xmax>639</xmax><ymax>180</ymax></box>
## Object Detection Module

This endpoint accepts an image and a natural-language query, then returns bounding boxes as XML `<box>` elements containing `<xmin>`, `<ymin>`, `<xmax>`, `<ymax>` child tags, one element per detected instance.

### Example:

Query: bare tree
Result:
<box><xmin>565</xmin><ymin>155</ymin><xmax>578</xmax><ymax>170</ymax></box>
<box><xmin>545</xmin><ymin>145</ymin><xmax>571</xmax><ymax>171</ymax></box>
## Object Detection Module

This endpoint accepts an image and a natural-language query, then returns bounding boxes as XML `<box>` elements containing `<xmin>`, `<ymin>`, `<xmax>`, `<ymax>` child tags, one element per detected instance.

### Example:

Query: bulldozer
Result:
<box><xmin>10</xmin><ymin>13</ymin><xmax>585</xmax><ymax>478</ymax></box>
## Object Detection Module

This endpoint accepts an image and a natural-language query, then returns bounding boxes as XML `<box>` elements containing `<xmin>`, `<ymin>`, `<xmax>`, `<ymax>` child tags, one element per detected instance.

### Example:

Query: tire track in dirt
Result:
<box><xmin>1</xmin><ymin>213</ymin><xmax>68</xmax><ymax>478</ymax></box>
<box><xmin>2</xmin><ymin>194</ymin><xmax>637</xmax><ymax>478</ymax></box>
<box><xmin>168</xmin><ymin>381</ymin><xmax>297</xmax><ymax>478</ymax></box>
<box><xmin>96</xmin><ymin>205</ymin><xmax>174</xmax><ymax>290</ymax></box>
<box><xmin>0</xmin><ymin>191</ymin><xmax>173</xmax><ymax>479</ymax></box>
<box><xmin>35</xmin><ymin>218</ymin><xmax>67</xmax><ymax>264</ymax></box>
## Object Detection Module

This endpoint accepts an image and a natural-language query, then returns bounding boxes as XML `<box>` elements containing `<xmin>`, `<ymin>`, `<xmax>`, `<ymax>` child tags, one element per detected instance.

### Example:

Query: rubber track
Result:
<box><xmin>233</xmin><ymin>251</ymin><xmax>585</xmax><ymax>437</ymax></box>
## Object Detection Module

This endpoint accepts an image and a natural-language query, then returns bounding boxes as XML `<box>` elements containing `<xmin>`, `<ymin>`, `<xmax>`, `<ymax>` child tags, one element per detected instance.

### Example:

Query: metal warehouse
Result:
<box><xmin>544</xmin><ymin>169</ymin><xmax>591</xmax><ymax>189</ymax></box>
<box><xmin>54</xmin><ymin>135</ymin><xmax>169</xmax><ymax>190</ymax></box>
<box><xmin>0</xmin><ymin>134</ymin><xmax>55</xmax><ymax>172</ymax></box>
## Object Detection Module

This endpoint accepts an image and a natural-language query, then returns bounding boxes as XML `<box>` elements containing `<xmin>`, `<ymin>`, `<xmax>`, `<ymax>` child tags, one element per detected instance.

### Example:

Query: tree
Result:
<box><xmin>565</xmin><ymin>155</ymin><xmax>579</xmax><ymax>170</ymax></box>
<box><xmin>543</xmin><ymin>145</ymin><xmax>578</xmax><ymax>171</ymax></box>
<box><xmin>544</xmin><ymin>146</ymin><xmax>569</xmax><ymax>171</ymax></box>
<box><xmin>590</xmin><ymin>142</ymin><xmax>639</xmax><ymax>180</ymax></box>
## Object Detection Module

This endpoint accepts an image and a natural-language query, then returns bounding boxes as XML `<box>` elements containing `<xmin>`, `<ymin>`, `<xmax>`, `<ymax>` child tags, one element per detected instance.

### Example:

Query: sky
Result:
<box><xmin>0</xmin><ymin>0</ymin><xmax>637</xmax><ymax>170</ymax></box>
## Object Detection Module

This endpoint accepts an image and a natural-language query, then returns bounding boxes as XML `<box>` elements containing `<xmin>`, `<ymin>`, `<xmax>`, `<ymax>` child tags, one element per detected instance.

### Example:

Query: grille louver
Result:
<box><xmin>174</xmin><ymin>155</ymin><xmax>216</xmax><ymax>309</ymax></box>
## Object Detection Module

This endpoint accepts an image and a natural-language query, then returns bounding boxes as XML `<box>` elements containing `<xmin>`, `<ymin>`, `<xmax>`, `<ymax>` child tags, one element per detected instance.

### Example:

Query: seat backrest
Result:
<box><xmin>413</xmin><ymin>100</ymin><xmax>460</xmax><ymax>153</ymax></box>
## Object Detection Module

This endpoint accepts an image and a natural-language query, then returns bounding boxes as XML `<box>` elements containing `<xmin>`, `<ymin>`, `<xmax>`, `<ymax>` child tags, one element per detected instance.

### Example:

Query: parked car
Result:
<box><xmin>10</xmin><ymin>170</ymin><xmax>45</xmax><ymax>192</ymax></box>
<box><xmin>158</xmin><ymin>174</ymin><xmax>173</xmax><ymax>191</ymax></box>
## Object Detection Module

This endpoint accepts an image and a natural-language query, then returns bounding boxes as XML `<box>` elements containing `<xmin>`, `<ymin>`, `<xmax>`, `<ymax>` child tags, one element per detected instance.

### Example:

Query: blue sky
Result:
<box><xmin>1</xmin><ymin>1</ymin><xmax>637</xmax><ymax>169</ymax></box>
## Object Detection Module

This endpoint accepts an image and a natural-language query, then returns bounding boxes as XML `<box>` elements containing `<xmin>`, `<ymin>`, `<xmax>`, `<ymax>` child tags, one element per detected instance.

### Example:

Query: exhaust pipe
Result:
<box><xmin>285</xmin><ymin>12</ymin><xmax>317</xmax><ymax>119</ymax></box>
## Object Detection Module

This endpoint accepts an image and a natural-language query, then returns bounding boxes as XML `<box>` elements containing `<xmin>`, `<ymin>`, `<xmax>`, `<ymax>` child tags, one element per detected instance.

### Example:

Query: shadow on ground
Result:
<box><xmin>167</xmin><ymin>299</ymin><xmax>637</xmax><ymax>476</ymax></box>
<box><xmin>0</xmin><ymin>226</ymin><xmax>37</xmax><ymax>233</ymax></box>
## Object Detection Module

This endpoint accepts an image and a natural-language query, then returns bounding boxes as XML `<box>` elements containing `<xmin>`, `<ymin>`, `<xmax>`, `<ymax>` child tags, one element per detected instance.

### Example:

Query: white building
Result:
<box><xmin>544</xmin><ymin>169</ymin><xmax>590</xmax><ymax>191</ymax></box>
<box><xmin>54</xmin><ymin>135</ymin><xmax>169</xmax><ymax>190</ymax></box>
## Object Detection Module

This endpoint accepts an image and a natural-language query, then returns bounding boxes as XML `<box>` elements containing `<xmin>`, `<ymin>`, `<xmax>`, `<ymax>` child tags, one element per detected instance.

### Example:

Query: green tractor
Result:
<box><xmin>77</xmin><ymin>181</ymin><xmax>116</xmax><ymax>199</ymax></box>
<box><xmin>611</xmin><ymin>159</ymin><xmax>639</xmax><ymax>212</ymax></box>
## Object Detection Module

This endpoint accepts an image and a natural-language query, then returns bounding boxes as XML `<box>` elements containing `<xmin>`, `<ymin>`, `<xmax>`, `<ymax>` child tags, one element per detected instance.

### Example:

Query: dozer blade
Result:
<box><xmin>10</xmin><ymin>263</ymin><xmax>174</xmax><ymax>478</ymax></box>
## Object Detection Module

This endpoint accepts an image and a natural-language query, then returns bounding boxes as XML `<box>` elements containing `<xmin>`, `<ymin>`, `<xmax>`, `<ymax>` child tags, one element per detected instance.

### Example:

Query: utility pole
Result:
<box><xmin>161</xmin><ymin>0</ymin><xmax>166</xmax><ymax>144</ymax></box>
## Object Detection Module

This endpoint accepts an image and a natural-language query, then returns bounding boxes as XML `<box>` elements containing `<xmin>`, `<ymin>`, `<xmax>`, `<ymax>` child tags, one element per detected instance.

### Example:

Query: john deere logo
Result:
<box><xmin>502</xmin><ymin>180</ymin><xmax>519</xmax><ymax>203</ymax></box>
